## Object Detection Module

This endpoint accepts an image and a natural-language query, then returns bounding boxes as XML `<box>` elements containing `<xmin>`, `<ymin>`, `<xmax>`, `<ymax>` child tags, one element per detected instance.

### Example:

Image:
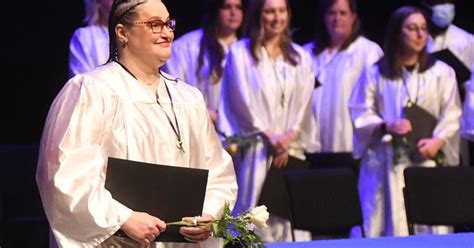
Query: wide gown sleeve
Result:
<box><xmin>36</xmin><ymin>75</ymin><xmax>132</xmax><ymax>247</ymax></box>
<box><xmin>196</xmin><ymin>92</ymin><xmax>238</xmax><ymax>218</ymax></box>
<box><xmin>461</xmin><ymin>79</ymin><xmax>474</xmax><ymax>141</ymax></box>
<box><xmin>69</xmin><ymin>29</ymin><xmax>95</xmax><ymax>76</ymax></box>
<box><xmin>349</xmin><ymin>66</ymin><xmax>385</xmax><ymax>158</ymax></box>
<box><xmin>433</xmin><ymin>65</ymin><xmax>462</xmax><ymax>141</ymax></box>
<box><xmin>218</xmin><ymin>44</ymin><xmax>264</xmax><ymax>136</ymax></box>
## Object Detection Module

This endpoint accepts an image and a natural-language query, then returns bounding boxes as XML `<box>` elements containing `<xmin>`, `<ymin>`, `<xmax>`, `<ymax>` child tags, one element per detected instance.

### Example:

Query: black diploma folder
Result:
<box><xmin>404</xmin><ymin>104</ymin><xmax>438</xmax><ymax>162</ymax></box>
<box><xmin>105</xmin><ymin>157</ymin><xmax>209</xmax><ymax>242</ymax></box>
<box><xmin>404</xmin><ymin>103</ymin><xmax>437</xmax><ymax>145</ymax></box>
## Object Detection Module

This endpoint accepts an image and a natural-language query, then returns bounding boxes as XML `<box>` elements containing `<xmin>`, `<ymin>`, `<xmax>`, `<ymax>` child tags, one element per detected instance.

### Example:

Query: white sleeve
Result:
<box><xmin>218</xmin><ymin>45</ymin><xmax>264</xmax><ymax>136</ymax></box>
<box><xmin>69</xmin><ymin>29</ymin><xmax>96</xmax><ymax>76</ymax></box>
<box><xmin>349</xmin><ymin>66</ymin><xmax>385</xmax><ymax>158</ymax></box>
<box><xmin>198</xmin><ymin>93</ymin><xmax>238</xmax><ymax>218</ymax></box>
<box><xmin>36</xmin><ymin>76</ymin><xmax>132</xmax><ymax>247</ymax></box>
<box><xmin>462</xmin><ymin>79</ymin><xmax>474</xmax><ymax>141</ymax></box>
<box><xmin>433</xmin><ymin>65</ymin><xmax>462</xmax><ymax>141</ymax></box>
<box><xmin>293</xmin><ymin>50</ymin><xmax>318</xmax><ymax>151</ymax></box>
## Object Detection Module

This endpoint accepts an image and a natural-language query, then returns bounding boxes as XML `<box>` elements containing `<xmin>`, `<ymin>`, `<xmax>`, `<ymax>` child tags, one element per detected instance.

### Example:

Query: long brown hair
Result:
<box><xmin>312</xmin><ymin>0</ymin><xmax>361</xmax><ymax>55</ymax></box>
<box><xmin>196</xmin><ymin>0</ymin><xmax>244</xmax><ymax>84</ymax></box>
<box><xmin>377</xmin><ymin>6</ymin><xmax>435</xmax><ymax>79</ymax></box>
<box><xmin>245</xmin><ymin>0</ymin><xmax>299</xmax><ymax>66</ymax></box>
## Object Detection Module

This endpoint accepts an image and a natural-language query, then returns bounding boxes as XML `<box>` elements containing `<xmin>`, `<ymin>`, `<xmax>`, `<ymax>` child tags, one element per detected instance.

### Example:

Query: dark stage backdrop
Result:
<box><xmin>1</xmin><ymin>0</ymin><xmax>472</xmax><ymax>144</ymax></box>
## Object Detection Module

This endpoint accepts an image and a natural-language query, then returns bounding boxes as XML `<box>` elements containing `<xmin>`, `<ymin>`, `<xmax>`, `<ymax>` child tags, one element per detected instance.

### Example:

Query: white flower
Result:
<box><xmin>246</xmin><ymin>205</ymin><xmax>269</xmax><ymax>229</ymax></box>
<box><xmin>382</xmin><ymin>134</ymin><xmax>393</xmax><ymax>144</ymax></box>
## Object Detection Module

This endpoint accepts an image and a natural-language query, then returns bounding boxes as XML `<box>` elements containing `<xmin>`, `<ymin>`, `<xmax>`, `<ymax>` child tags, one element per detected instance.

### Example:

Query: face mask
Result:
<box><xmin>431</xmin><ymin>3</ymin><xmax>455</xmax><ymax>28</ymax></box>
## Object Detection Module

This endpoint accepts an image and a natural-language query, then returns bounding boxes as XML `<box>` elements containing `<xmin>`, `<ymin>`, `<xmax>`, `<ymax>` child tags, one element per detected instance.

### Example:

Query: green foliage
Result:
<box><xmin>392</xmin><ymin>135</ymin><xmax>445</xmax><ymax>165</ymax></box>
<box><xmin>214</xmin><ymin>202</ymin><xmax>265</xmax><ymax>248</ymax></box>
<box><xmin>167</xmin><ymin>202</ymin><xmax>267</xmax><ymax>248</ymax></box>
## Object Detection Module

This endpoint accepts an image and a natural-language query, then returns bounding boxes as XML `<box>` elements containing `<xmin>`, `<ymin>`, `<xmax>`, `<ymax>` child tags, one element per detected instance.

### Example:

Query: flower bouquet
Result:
<box><xmin>215</xmin><ymin>129</ymin><xmax>259</xmax><ymax>158</ymax></box>
<box><xmin>167</xmin><ymin>203</ymin><xmax>269</xmax><ymax>248</ymax></box>
<box><xmin>388</xmin><ymin>134</ymin><xmax>445</xmax><ymax>166</ymax></box>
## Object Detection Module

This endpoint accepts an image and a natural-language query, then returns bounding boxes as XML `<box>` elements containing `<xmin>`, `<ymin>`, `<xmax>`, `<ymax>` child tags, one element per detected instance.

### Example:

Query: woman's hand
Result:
<box><xmin>276</xmin><ymin>130</ymin><xmax>298</xmax><ymax>151</ymax></box>
<box><xmin>272</xmin><ymin>151</ymin><xmax>289</xmax><ymax>168</ymax></box>
<box><xmin>180</xmin><ymin>214</ymin><xmax>213</xmax><ymax>243</ymax></box>
<box><xmin>418</xmin><ymin>137</ymin><xmax>445</xmax><ymax>159</ymax></box>
<box><xmin>263</xmin><ymin>130</ymin><xmax>297</xmax><ymax>155</ymax></box>
<box><xmin>121</xmin><ymin>211</ymin><xmax>166</xmax><ymax>246</ymax></box>
<box><xmin>386</xmin><ymin>119</ymin><xmax>412</xmax><ymax>135</ymax></box>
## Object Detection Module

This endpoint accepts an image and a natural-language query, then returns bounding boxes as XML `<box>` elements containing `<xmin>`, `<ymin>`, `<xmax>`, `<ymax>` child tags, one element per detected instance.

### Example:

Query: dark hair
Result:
<box><xmin>107</xmin><ymin>0</ymin><xmax>147</xmax><ymax>62</ymax></box>
<box><xmin>196</xmin><ymin>0</ymin><xmax>244</xmax><ymax>84</ymax></box>
<box><xmin>245</xmin><ymin>0</ymin><xmax>299</xmax><ymax>66</ymax></box>
<box><xmin>378</xmin><ymin>6</ymin><xmax>435</xmax><ymax>79</ymax></box>
<box><xmin>312</xmin><ymin>0</ymin><xmax>361</xmax><ymax>55</ymax></box>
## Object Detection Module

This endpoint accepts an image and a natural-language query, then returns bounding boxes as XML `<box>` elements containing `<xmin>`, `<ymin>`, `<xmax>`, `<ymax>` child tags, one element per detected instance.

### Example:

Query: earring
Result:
<box><xmin>121</xmin><ymin>40</ymin><xmax>127</xmax><ymax>48</ymax></box>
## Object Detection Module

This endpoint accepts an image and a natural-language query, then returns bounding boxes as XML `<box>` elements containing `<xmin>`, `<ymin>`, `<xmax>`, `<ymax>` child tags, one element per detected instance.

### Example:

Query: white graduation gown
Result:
<box><xmin>427</xmin><ymin>24</ymin><xmax>474</xmax><ymax>73</ymax></box>
<box><xmin>218</xmin><ymin>39</ymin><xmax>314</xmax><ymax>241</ymax></box>
<box><xmin>427</xmin><ymin>25</ymin><xmax>474</xmax><ymax>165</ymax></box>
<box><xmin>69</xmin><ymin>25</ymin><xmax>109</xmax><ymax>76</ymax></box>
<box><xmin>36</xmin><ymin>62</ymin><xmax>238</xmax><ymax>248</ymax></box>
<box><xmin>462</xmin><ymin>80</ymin><xmax>474</xmax><ymax>140</ymax></box>
<box><xmin>303</xmin><ymin>36</ymin><xmax>383</xmax><ymax>152</ymax></box>
<box><xmin>163</xmin><ymin>29</ymin><xmax>230</xmax><ymax>117</ymax></box>
<box><xmin>349</xmin><ymin>61</ymin><xmax>461</xmax><ymax>237</ymax></box>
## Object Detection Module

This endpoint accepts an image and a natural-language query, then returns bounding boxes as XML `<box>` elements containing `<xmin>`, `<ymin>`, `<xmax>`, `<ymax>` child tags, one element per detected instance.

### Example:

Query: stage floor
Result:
<box><xmin>266</xmin><ymin>233</ymin><xmax>474</xmax><ymax>248</ymax></box>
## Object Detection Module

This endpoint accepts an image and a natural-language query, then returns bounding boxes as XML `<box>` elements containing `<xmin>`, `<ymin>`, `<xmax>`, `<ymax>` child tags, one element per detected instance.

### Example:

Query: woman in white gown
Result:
<box><xmin>69</xmin><ymin>0</ymin><xmax>113</xmax><ymax>76</ymax></box>
<box><xmin>218</xmin><ymin>0</ymin><xmax>314</xmax><ymax>242</ymax></box>
<box><xmin>162</xmin><ymin>0</ymin><xmax>243</xmax><ymax>125</ymax></box>
<box><xmin>349</xmin><ymin>6</ymin><xmax>461</xmax><ymax>237</ymax></box>
<box><xmin>37</xmin><ymin>0</ymin><xmax>237</xmax><ymax>247</ymax></box>
<box><xmin>304</xmin><ymin>0</ymin><xmax>382</xmax><ymax>154</ymax></box>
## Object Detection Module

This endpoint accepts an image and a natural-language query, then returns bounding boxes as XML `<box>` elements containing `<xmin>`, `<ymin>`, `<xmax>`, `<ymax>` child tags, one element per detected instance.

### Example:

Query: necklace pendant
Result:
<box><xmin>176</xmin><ymin>140</ymin><xmax>183</xmax><ymax>150</ymax></box>
<box><xmin>280</xmin><ymin>93</ymin><xmax>285</xmax><ymax>108</ymax></box>
<box><xmin>406</xmin><ymin>100</ymin><xmax>413</xmax><ymax>108</ymax></box>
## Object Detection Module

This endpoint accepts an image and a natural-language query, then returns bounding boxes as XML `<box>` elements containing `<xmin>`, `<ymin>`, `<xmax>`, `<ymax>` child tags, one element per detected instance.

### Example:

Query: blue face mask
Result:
<box><xmin>431</xmin><ymin>3</ymin><xmax>455</xmax><ymax>28</ymax></box>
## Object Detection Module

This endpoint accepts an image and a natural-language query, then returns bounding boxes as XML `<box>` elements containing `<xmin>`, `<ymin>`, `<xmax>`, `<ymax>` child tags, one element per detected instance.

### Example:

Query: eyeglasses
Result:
<box><xmin>132</xmin><ymin>19</ymin><xmax>176</xmax><ymax>33</ymax></box>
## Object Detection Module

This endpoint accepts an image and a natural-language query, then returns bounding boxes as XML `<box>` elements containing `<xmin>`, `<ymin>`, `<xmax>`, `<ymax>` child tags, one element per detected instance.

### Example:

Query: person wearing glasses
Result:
<box><xmin>36</xmin><ymin>0</ymin><xmax>237</xmax><ymax>247</ymax></box>
<box><xmin>69</xmin><ymin>0</ymin><xmax>113</xmax><ymax>76</ymax></box>
<box><xmin>218</xmin><ymin>0</ymin><xmax>314</xmax><ymax>242</ymax></box>
<box><xmin>163</xmin><ymin>0</ymin><xmax>243</xmax><ymax>126</ymax></box>
<box><xmin>349</xmin><ymin>6</ymin><xmax>461</xmax><ymax>237</ymax></box>
<box><xmin>303</xmin><ymin>0</ymin><xmax>382</xmax><ymax>157</ymax></box>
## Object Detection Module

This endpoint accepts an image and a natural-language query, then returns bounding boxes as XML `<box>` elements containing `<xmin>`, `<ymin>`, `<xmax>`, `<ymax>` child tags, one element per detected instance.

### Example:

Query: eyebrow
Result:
<box><xmin>146</xmin><ymin>16</ymin><xmax>170</xmax><ymax>21</ymax></box>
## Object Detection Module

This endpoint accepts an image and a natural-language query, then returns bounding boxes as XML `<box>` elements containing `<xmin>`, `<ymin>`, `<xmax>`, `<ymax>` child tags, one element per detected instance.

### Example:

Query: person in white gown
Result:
<box><xmin>422</xmin><ymin>0</ymin><xmax>474</xmax><ymax>162</ymax></box>
<box><xmin>304</xmin><ymin>0</ymin><xmax>382</xmax><ymax>154</ymax></box>
<box><xmin>36</xmin><ymin>0</ymin><xmax>237</xmax><ymax>247</ymax></box>
<box><xmin>423</xmin><ymin>0</ymin><xmax>473</xmax><ymax>75</ymax></box>
<box><xmin>462</xmin><ymin>80</ymin><xmax>474</xmax><ymax>141</ymax></box>
<box><xmin>218</xmin><ymin>0</ymin><xmax>314</xmax><ymax>242</ymax></box>
<box><xmin>69</xmin><ymin>0</ymin><xmax>113</xmax><ymax>76</ymax></box>
<box><xmin>349</xmin><ymin>6</ymin><xmax>461</xmax><ymax>237</ymax></box>
<box><xmin>162</xmin><ymin>0</ymin><xmax>243</xmax><ymax>125</ymax></box>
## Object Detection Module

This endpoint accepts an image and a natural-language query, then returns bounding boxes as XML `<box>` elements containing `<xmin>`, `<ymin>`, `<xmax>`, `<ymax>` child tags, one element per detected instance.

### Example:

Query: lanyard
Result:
<box><xmin>402</xmin><ymin>73</ymin><xmax>420</xmax><ymax>107</ymax></box>
<box><xmin>264</xmin><ymin>46</ymin><xmax>287</xmax><ymax>108</ymax></box>
<box><xmin>115</xmin><ymin>61</ymin><xmax>185</xmax><ymax>153</ymax></box>
<box><xmin>156</xmin><ymin>80</ymin><xmax>184</xmax><ymax>153</ymax></box>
